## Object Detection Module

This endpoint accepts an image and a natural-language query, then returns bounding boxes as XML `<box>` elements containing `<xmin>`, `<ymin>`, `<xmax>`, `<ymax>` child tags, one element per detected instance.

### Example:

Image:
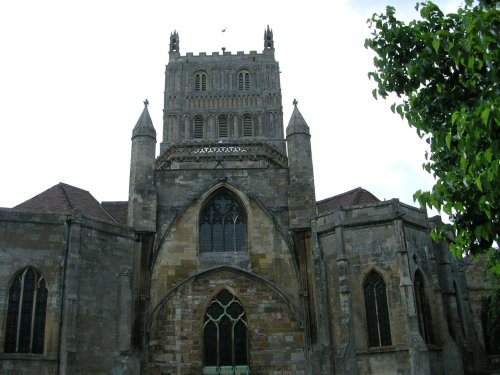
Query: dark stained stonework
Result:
<box><xmin>0</xmin><ymin>28</ymin><xmax>495</xmax><ymax>375</ymax></box>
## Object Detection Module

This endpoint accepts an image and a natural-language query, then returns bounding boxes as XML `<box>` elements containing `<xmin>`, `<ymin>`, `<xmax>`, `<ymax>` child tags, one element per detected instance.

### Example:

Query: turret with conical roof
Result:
<box><xmin>286</xmin><ymin>99</ymin><xmax>316</xmax><ymax>229</ymax></box>
<box><xmin>128</xmin><ymin>100</ymin><xmax>157</xmax><ymax>232</ymax></box>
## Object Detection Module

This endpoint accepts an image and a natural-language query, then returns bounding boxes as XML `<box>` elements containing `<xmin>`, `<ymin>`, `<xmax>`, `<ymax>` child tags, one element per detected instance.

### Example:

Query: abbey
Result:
<box><xmin>0</xmin><ymin>28</ymin><xmax>493</xmax><ymax>374</ymax></box>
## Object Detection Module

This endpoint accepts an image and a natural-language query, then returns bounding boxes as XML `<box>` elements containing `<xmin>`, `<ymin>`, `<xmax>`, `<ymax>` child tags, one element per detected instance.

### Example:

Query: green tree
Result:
<box><xmin>365</xmin><ymin>0</ymin><xmax>499</xmax><ymax>262</ymax></box>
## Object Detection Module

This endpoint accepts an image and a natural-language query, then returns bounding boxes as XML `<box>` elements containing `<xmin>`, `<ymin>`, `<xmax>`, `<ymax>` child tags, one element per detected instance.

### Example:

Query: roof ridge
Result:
<box><xmin>316</xmin><ymin>187</ymin><xmax>364</xmax><ymax>204</ymax></box>
<box><xmin>58</xmin><ymin>182</ymin><xmax>74</xmax><ymax>210</ymax></box>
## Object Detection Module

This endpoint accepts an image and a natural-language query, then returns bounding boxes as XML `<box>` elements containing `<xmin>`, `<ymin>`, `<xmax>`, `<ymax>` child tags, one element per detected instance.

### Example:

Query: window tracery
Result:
<box><xmin>364</xmin><ymin>271</ymin><xmax>392</xmax><ymax>347</ymax></box>
<box><xmin>204</xmin><ymin>289</ymin><xmax>248</xmax><ymax>368</ymax></box>
<box><xmin>4</xmin><ymin>267</ymin><xmax>48</xmax><ymax>354</ymax></box>
<box><xmin>200</xmin><ymin>190</ymin><xmax>246</xmax><ymax>253</ymax></box>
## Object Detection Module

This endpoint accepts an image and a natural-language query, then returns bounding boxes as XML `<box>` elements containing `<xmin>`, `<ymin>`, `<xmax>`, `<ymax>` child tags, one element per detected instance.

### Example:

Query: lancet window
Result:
<box><xmin>195</xmin><ymin>71</ymin><xmax>207</xmax><ymax>91</ymax></box>
<box><xmin>4</xmin><ymin>267</ymin><xmax>48</xmax><ymax>354</ymax></box>
<box><xmin>364</xmin><ymin>271</ymin><xmax>392</xmax><ymax>347</ymax></box>
<box><xmin>200</xmin><ymin>190</ymin><xmax>246</xmax><ymax>253</ymax></box>
<box><xmin>194</xmin><ymin>116</ymin><xmax>204</xmax><ymax>139</ymax></box>
<box><xmin>204</xmin><ymin>289</ymin><xmax>248</xmax><ymax>370</ymax></box>
<box><xmin>414</xmin><ymin>271</ymin><xmax>435</xmax><ymax>344</ymax></box>
<box><xmin>238</xmin><ymin>70</ymin><xmax>250</xmax><ymax>91</ymax></box>
<box><xmin>218</xmin><ymin>115</ymin><xmax>228</xmax><ymax>138</ymax></box>
<box><xmin>242</xmin><ymin>114</ymin><xmax>253</xmax><ymax>137</ymax></box>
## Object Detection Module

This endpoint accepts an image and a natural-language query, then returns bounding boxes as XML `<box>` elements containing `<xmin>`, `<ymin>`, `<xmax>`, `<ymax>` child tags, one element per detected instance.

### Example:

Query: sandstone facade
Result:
<box><xmin>0</xmin><ymin>28</ymin><xmax>494</xmax><ymax>374</ymax></box>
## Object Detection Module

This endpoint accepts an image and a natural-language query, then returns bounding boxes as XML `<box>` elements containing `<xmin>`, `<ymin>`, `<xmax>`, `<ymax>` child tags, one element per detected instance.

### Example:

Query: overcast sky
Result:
<box><xmin>0</xmin><ymin>0</ymin><xmax>462</xmax><ymax>214</ymax></box>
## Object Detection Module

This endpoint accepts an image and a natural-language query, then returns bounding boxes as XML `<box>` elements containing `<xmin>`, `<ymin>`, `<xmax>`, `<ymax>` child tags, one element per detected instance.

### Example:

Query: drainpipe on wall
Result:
<box><xmin>57</xmin><ymin>215</ymin><xmax>71</xmax><ymax>375</ymax></box>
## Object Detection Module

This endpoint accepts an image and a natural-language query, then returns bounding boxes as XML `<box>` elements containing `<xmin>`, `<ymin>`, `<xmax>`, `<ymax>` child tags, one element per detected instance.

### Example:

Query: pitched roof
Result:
<box><xmin>14</xmin><ymin>183</ymin><xmax>117</xmax><ymax>224</ymax></box>
<box><xmin>316</xmin><ymin>187</ymin><xmax>380</xmax><ymax>214</ymax></box>
<box><xmin>101</xmin><ymin>201</ymin><xmax>128</xmax><ymax>225</ymax></box>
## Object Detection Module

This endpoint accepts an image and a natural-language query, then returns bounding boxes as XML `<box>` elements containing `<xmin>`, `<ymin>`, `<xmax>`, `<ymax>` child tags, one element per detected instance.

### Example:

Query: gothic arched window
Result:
<box><xmin>218</xmin><ymin>115</ymin><xmax>228</xmax><ymax>138</ymax></box>
<box><xmin>194</xmin><ymin>116</ymin><xmax>204</xmax><ymax>139</ymax></box>
<box><xmin>4</xmin><ymin>267</ymin><xmax>48</xmax><ymax>354</ymax></box>
<box><xmin>364</xmin><ymin>271</ymin><xmax>392</xmax><ymax>347</ymax></box>
<box><xmin>242</xmin><ymin>114</ymin><xmax>253</xmax><ymax>137</ymax></box>
<box><xmin>238</xmin><ymin>70</ymin><xmax>250</xmax><ymax>90</ymax></box>
<box><xmin>200</xmin><ymin>190</ymin><xmax>246</xmax><ymax>253</ymax></box>
<box><xmin>204</xmin><ymin>289</ymin><xmax>248</xmax><ymax>369</ymax></box>
<box><xmin>414</xmin><ymin>271</ymin><xmax>435</xmax><ymax>344</ymax></box>
<box><xmin>195</xmin><ymin>71</ymin><xmax>207</xmax><ymax>91</ymax></box>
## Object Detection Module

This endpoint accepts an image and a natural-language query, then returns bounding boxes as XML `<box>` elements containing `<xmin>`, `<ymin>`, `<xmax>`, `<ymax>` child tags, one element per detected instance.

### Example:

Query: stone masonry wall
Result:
<box><xmin>150</xmin><ymin>181</ymin><xmax>299</xmax><ymax>316</ymax></box>
<box><xmin>148</xmin><ymin>270</ymin><xmax>305</xmax><ymax>375</ymax></box>
<box><xmin>0</xmin><ymin>210</ymin><xmax>65</xmax><ymax>375</ymax></box>
<box><xmin>64</xmin><ymin>216</ymin><xmax>138</xmax><ymax>375</ymax></box>
<box><xmin>313</xmin><ymin>201</ymin><xmax>460</xmax><ymax>375</ymax></box>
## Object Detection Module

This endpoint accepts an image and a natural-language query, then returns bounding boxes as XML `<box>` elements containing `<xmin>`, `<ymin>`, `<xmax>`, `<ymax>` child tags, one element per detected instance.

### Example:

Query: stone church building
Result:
<box><xmin>0</xmin><ymin>28</ymin><xmax>493</xmax><ymax>374</ymax></box>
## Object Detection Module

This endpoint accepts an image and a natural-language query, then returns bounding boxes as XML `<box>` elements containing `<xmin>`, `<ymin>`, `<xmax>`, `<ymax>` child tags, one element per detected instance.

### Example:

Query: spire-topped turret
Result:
<box><xmin>286</xmin><ymin>99</ymin><xmax>310</xmax><ymax>137</ymax></box>
<box><xmin>169</xmin><ymin>30</ymin><xmax>180</xmax><ymax>55</ymax></box>
<box><xmin>263</xmin><ymin>25</ymin><xmax>274</xmax><ymax>53</ymax></box>
<box><xmin>128</xmin><ymin>100</ymin><xmax>157</xmax><ymax>232</ymax></box>
<box><xmin>132</xmin><ymin>99</ymin><xmax>156</xmax><ymax>139</ymax></box>
<box><xmin>286</xmin><ymin>100</ymin><xmax>316</xmax><ymax>229</ymax></box>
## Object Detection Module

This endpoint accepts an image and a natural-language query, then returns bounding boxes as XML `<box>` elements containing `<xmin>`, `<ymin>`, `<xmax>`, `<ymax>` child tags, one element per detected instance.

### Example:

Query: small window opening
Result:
<box><xmin>242</xmin><ymin>115</ymin><xmax>252</xmax><ymax>137</ymax></box>
<box><xmin>194</xmin><ymin>116</ymin><xmax>204</xmax><ymax>138</ymax></box>
<box><xmin>218</xmin><ymin>115</ymin><xmax>228</xmax><ymax>138</ymax></box>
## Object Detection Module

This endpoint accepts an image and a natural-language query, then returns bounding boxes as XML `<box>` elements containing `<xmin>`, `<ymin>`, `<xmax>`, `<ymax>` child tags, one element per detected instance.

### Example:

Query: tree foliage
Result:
<box><xmin>365</xmin><ymin>0</ymin><xmax>499</xmax><ymax>259</ymax></box>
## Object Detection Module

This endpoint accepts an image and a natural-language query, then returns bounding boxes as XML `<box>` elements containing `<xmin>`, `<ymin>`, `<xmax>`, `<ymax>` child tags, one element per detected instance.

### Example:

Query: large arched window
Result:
<box><xmin>204</xmin><ymin>289</ymin><xmax>248</xmax><ymax>370</ymax></box>
<box><xmin>4</xmin><ymin>267</ymin><xmax>48</xmax><ymax>354</ymax></box>
<box><xmin>364</xmin><ymin>271</ymin><xmax>392</xmax><ymax>347</ymax></box>
<box><xmin>195</xmin><ymin>71</ymin><xmax>207</xmax><ymax>91</ymax></box>
<box><xmin>414</xmin><ymin>271</ymin><xmax>435</xmax><ymax>344</ymax></box>
<box><xmin>200</xmin><ymin>190</ymin><xmax>246</xmax><ymax>253</ymax></box>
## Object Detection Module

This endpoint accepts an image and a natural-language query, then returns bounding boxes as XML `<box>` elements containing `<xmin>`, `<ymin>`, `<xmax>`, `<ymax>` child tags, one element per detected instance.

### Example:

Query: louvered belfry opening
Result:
<box><xmin>242</xmin><ymin>115</ymin><xmax>252</xmax><ymax>137</ymax></box>
<box><xmin>194</xmin><ymin>116</ymin><xmax>204</xmax><ymax>139</ymax></box>
<box><xmin>195</xmin><ymin>72</ymin><xmax>207</xmax><ymax>91</ymax></box>
<box><xmin>218</xmin><ymin>115</ymin><xmax>228</xmax><ymax>138</ymax></box>
<box><xmin>238</xmin><ymin>71</ymin><xmax>250</xmax><ymax>91</ymax></box>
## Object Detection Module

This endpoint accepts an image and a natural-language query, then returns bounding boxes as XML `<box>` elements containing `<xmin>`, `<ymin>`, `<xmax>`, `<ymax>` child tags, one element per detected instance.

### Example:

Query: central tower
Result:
<box><xmin>159</xmin><ymin>26</ymin><xmax>285</xmax><ymax>161</ymax></box>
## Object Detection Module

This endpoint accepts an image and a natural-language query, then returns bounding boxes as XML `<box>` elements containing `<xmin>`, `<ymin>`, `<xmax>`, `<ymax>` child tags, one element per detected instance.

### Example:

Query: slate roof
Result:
<box><xmin>101</xmin><ymin>201</ymin><xmax>129</xmax><ymax>225</ymax></box>
<box><xmin>14</xmin><ymin>183</ymin><xmax>118</xmax><ymax>224</ymax></box>
<box><xmin>316</xmin><ymin>187</ymin><xmax>380</xmax><ymax>214</ymax></box>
